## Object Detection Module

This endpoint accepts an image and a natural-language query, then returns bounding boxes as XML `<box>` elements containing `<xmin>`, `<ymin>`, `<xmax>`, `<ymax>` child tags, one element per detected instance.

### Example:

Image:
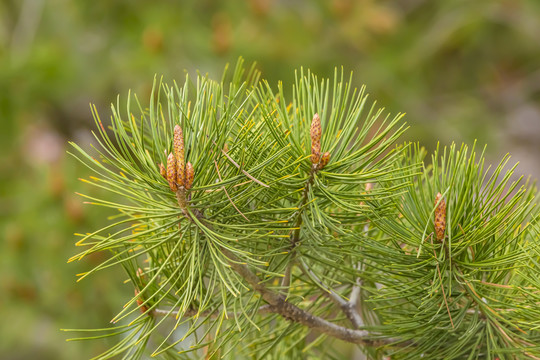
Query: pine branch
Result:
<box><xmin>179</xmin><ymin>178</ymin><xmax>384</xmax><ymax>345</ymax></box>
<box><xmin>67</xmin><ymin>63</ymin><xmax>540</xmax><ymax>359</ymax></box>
<box><xmin>221</xmin><ymin>246</ymin><xmax>390</xmax><ymax>346</ymax></box>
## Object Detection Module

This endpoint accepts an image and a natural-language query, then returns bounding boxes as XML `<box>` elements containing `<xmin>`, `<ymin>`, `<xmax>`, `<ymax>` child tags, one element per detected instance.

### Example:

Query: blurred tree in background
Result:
<box><xmin>1</xmin><ymin>0</ymin><xmax>539</xmax><ymax>358</ymax></box>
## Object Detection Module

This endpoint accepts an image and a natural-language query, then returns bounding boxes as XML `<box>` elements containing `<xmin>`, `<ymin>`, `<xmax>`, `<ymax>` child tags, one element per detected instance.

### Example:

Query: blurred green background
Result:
<box><xmin>1</xmin><ymin>0</ymin><xmax>540</xmax><ymax>358</ymax></box>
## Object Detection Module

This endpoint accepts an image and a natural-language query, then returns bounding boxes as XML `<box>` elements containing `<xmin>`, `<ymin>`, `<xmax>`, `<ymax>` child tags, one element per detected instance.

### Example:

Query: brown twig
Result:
<box><xmin>220</xmin><ymin>246</ymin><xmax>391</xmax><ymax>346</ymax></box>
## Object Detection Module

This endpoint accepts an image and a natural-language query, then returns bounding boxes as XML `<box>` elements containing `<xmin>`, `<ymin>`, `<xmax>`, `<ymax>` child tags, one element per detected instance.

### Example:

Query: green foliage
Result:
<box><xmin>3</xmin><ymin>2</ymin><xmax>540</xmax><ymax>359</ymax></box>
<box><xmin>366</xmin><ymin>143</ymin><xmax>540</xmax><ymax>358</ymax></box>
<box><xmin>68</xmin><ymin>61</ymin><xmax>540</xmax><ymax>359</ymax></box>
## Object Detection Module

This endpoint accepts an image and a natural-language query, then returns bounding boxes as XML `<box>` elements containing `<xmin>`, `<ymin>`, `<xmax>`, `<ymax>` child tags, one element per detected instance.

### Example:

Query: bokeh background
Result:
<box><xmin>1</xmin><ymin>0</ymin><xmax>540</xmax><ymax>358</ymax></box>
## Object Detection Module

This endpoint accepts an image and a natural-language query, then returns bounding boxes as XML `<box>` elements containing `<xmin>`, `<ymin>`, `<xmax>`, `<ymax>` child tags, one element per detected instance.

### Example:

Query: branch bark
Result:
<box><xmin>221</xmin><ymin>247</ymin><xmax>392</xmax><ymax>346</ymax></box>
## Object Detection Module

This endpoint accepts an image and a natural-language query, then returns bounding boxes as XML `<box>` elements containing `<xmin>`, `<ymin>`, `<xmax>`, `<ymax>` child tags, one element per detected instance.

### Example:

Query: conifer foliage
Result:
<box><xmin>67</xmin><ymin>60</ymin><xmax>540</xmax><ymax>359</ymax></box>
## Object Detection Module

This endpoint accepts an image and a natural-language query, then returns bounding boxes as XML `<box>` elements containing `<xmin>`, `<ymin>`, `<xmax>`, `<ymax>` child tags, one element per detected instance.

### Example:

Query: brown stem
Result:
<box><xmin>175</xmin><ymin>188</ymin><xmax>188</xmax><ymax>216</ymax></box>
<box><xmin>220</xmin><ymin>247</ymin><xmax>393</xmax><ymax>346</ymax></box>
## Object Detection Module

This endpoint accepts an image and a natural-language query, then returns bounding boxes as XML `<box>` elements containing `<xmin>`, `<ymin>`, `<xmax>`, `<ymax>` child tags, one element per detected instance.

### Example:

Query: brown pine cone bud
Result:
<box><xmin>434</xmin><ymin>193</ymin><xmax>446</xmax><ymax>241</ymax></box>
<box><xmin>158</xmin><ymin>163</ymin><xmax>167</xmax><ymax>179</ymax></box>
<box><xmin>185</xmin><ymin>161</ymin><xmax>194</xmax><ymax>190</ymax></box>
<box><xmin>167</xmin><ymin>152</ymin><xmax>178</xmax><ymax>192</ymax></box>
<box><xmin>319</xmin><ymin>151</ymin><xmax>331</xmax><ymax>169</ymax></box>
<box><xmin>173</xmin><ymin>125</ymin><xmax>185</xmax><ymax>187</ymax></box>
<box><xmin>310</xmin><ymin>113</ymin><xmax>321</xmax><ymax>164</ymax></box>
<box><xmin>310</xmin><ymin>113</ymin><xmax>322</xmax><ymax>142</ymax></box>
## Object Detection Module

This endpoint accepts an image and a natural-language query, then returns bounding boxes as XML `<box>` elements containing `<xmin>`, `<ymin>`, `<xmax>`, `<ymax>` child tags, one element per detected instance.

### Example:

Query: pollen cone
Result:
<box><xmin>434</xmin><ymin>193</ymin><xmax>446</xmax><ymax>241</ymax></box>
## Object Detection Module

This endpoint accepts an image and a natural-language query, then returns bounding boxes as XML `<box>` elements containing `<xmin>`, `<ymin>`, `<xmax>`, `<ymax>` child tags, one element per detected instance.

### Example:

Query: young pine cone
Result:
<box><xmin>167</xmin><ymin>152</ymin><xmax>178</xmax><ymax>192</ymax></box>
<box><xmin>174</xmin><ymin>125</ymin><xmax>185</xmax><ymax>188</ymax></box>
<box><xmin>310</xmin><ymin>113</ymin><xmax>321</xmax><ymax>164</ymax></box>
<box><xmin>158</xmin><ymin>162</ymin><xmax>167</xmax><ymax>180</ymax></box>
<box><xmin>434</xmin><ymin>193</ymin><xmax>446</xmax><ymax>241</ymax></box>
<box><xmin>319</xmin><ymin>151</ymin><xmax>331</xmax><ymax>169</ymax></box>
<box><xmin>185</xmin><ymin>161</ymin><xmax>194</xmax><ymax>190</ymax></box>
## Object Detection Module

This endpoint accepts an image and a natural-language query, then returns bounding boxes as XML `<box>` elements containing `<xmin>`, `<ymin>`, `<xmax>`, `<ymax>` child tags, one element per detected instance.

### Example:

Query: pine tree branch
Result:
<box><xmin>72</xmin><ymin>69</ymin><xmax>540</xmax><ymax>358</ymax></box>
<box><xmin>220</xmin><ymin>246</ymin><xmax>393</xmax><ymax>346</ymax></box>
<box><xmin>258</xmin><ymin>162</ymin><xmax>365</xmax><ymax>330</ymax></box>
<box><xmin>183</xmin><ymin>193</ymin><xmax>397</xmax><ymax>346</ymax></box>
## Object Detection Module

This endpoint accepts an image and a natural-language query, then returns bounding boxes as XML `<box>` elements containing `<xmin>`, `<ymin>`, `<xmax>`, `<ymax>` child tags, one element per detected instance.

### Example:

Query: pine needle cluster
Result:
<box><xmin>66</xmin><ymin>60</ymin><xmax>540</xmax><ymax>359</ymax></box>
